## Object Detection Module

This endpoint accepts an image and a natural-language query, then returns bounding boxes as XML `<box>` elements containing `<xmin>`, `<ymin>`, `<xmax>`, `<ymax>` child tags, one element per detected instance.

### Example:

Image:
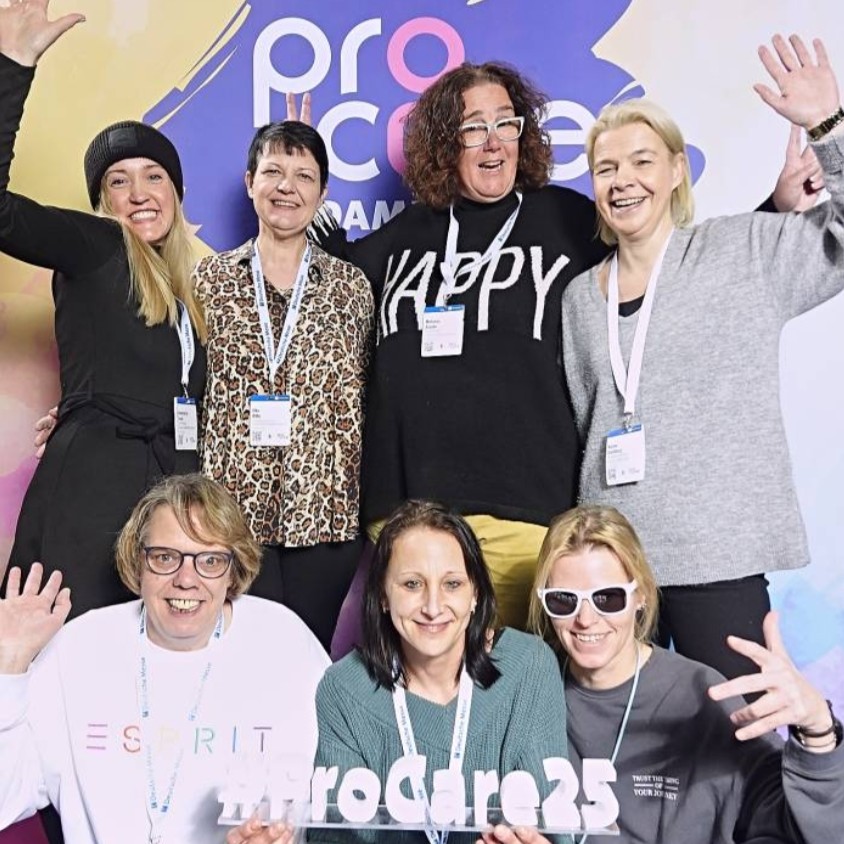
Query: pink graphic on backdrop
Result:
<box><xmin>0</xmin><ymin>457</ymin><xmax>38</xmax><ymax>535</ymax></box>
<box><xmin>144</xmin><ymin>0</ymin><xmax>702</xmax><ymax>248</ymax></box>
<box><xmin>386</xmin><ymin>18</ymin><xmax>465</xmax><ymax>92</ymax></box>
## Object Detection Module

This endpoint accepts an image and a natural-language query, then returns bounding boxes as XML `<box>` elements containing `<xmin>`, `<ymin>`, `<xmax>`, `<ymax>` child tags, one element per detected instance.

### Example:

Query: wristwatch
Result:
<box><xmin>789</xmin><ymin>700</ymin><xmax>843</xmax><ymax>747</ymax></box>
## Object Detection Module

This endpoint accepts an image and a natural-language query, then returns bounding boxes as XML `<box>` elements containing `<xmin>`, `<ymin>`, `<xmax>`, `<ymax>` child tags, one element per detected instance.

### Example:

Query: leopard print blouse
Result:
<box><xmin>194</xmin><ymin>241</ymin><xmax>374</xmax><ymax>546</ymax></box>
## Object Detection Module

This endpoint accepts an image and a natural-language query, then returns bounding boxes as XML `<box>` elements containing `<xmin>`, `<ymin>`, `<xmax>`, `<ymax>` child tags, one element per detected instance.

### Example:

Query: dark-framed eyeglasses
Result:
<box><xmin>457</xmin><ymin>116</ymin><xmax>525</xmax><ymax>148</ymax></box>
<box><xmin>536</xmin><ymin>580</ymin><xmax>638</xmax><ymax>619</ymax></box>
<box><xmin>143</xmin><ymin>546</ymin><xmax>233</xmax><ymax>579</ymax></box>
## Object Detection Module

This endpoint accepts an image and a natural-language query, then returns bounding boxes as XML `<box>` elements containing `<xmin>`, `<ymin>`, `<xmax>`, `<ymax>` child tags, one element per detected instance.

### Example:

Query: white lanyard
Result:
<box><xmin>392</xmin><ymin>667</ymin><xmax>474</xmax><ymax>844</ymax></box>
<box><xmin>250</xmin><ymin>240</ymin><xmax>312</xmax><ymax>387</ymax></box>
<box><xmin>572</xmin><ymin>645</ymin><xmax>641</xmax><ymax>844</ymax></box>
<box><xmin>137</xmin><ymin>606</ymin><xmax>224</xmax><ymax>844</ymax></box>
<box><xmin>606</xmin><ymin>231</ymin><xmax>673</xmax><ymax>423</ymax></box>
<box><xmin>175</xmin><ymin>300</ymin><xmax>195</xmax><ymax>397</ymax></box>
<box><xmin>437</xmin><ymin>192</ymin><xmax>523</xmax><ymax>305</ymax></box>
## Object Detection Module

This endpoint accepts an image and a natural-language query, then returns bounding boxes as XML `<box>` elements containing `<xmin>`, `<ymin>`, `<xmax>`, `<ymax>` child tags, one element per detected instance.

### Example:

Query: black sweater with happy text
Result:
<box><xmin>321</xmin><ymin>186</ymin><xmax>607</xmax><ymax>526</ymax></box>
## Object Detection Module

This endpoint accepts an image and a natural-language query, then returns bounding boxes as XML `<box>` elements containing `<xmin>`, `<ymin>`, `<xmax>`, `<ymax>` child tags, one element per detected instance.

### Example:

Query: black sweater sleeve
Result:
<box><xmin>0</xmin><ymin>52</ymin><xmax>121</xmax><ymax>276</ymax></box>
<box><xmin>309</xmin><ymin>203</ymin><xmax>396</xmax><ymax>291</ymax></box>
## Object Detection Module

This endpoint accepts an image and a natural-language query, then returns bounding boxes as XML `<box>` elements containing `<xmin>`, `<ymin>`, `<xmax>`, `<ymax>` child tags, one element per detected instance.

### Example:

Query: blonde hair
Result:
<box><xmin>586</xmin><ymin>98</ymin><xmax>694</xmax><ymax>245</ymax></box>
<box><xmin>98</xmin><ymin>181</ymin><xmax>206</xmax><ymax>343</ymax></box>
<box><xmin>528</xmin><ymin>505</ymin><xmax>659</xmax><ymax>650</ymax></box>
<box><xmin>115</xmin><ymin>474</ymin><xmax>261</xmax><ymax>599</ymax></box>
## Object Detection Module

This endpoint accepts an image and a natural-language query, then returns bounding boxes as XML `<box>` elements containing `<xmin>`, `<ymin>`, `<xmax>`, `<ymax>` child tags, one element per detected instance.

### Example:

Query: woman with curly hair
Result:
<box><xmin>310</xmin><ymin>62</ymin><xmax>608</xmax><ymax>629</ymax></box>
<box><xmin>304</xmin><ymin>60</ymin><xmax>808</xmax><ymax>632</ymax></box>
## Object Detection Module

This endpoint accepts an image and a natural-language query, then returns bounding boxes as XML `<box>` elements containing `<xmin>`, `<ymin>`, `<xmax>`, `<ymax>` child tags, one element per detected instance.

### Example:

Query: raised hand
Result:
<box><xmin>0</xmin><ymin>0</ymin><xmax>85</xmax><ymax>67</ymax></box>
<box><xmin>754</xmin><ymin>35</ymin><xmax>840</xmax><ymax>131</ymax></box>
<box><xmin>225</xmin><ymin>817</ymin><xmax>294</xmax><ymax>844</ymax></box>
<box><xmin>708</xmin><ymin>611</ymin><xmax>832</xmax><ymax>745</ymax></box>
<box><xmin>771</xmin><ymin>124</ymin><xmax>825</xmax><ymax>212</ymax></box>
<box><xmin>285</xmin><ymin>92</ymin><xmax>312</xmax><ymax>126</ymax></box>
<box><xmin>0</xmin><ymin>563</ymin><xmax>71</xmax><ymax>674</ymax></box>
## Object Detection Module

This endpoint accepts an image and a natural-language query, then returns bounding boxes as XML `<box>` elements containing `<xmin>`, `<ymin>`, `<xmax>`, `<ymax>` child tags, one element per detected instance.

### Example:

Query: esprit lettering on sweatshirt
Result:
<box><xmin>84</xmin><ymin>722</ymin><xmax>278</xmax><ymax>755</ymax></box>
<box><xmin>379</xmin><ymin>247</ymin><xmax>570</xmax><ymax>342</ymax></box>
<box><xmin>630</xmin><ymin>773</ymin><xmax>681</xmax><ymax>801</ymax></box>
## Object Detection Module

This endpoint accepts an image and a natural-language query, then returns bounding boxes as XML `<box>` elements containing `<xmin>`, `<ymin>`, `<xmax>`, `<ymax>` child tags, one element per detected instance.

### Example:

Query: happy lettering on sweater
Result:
<box><xmin>379</xmin><ymin>246</ymin><xmax>571</xmax><ymax>341</ymax></box>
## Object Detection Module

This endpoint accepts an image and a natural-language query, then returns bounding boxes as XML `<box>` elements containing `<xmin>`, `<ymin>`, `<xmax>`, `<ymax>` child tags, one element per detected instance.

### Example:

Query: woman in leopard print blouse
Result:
<box><xmin>193</xmin><ymin>121</ymin><xmax>374</xmax><ymax>651</ymax></box>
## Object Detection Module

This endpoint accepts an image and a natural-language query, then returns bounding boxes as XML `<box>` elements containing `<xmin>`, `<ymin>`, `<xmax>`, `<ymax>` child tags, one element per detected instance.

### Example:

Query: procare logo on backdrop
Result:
<box><xmin>145</xmin><ymin>0</ymin><xmax>703</xmax><ymax>249</ymax></box>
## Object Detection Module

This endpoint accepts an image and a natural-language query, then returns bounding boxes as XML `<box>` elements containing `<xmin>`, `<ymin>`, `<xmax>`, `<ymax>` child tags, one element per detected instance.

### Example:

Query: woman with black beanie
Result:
<box><xmin>0</xmin><ymin>0</ymin><xmax>206</xmax><ymax>617</ymax></box>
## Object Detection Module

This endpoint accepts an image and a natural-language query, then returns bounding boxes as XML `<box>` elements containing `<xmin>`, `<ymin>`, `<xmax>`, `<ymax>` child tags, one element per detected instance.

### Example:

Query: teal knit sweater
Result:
<box><xmin>311</xmin><ymin>628</ymin><xmax>569</xmax><ymax>843</ymax></box>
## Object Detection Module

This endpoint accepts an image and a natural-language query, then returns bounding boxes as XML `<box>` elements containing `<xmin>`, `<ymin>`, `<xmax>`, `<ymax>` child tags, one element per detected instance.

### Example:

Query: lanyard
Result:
<box><xmin>392</xmin><ymin>667</ymin><xmax>474</xmax><ymax>844</ymax></box>
<box><xmin>175</xmin><ymin>300</ymin><xmax>195</xmax><ymax>397</ymax></box>
<box><xmin>250</xmin><ymin>240</ymin><xmax>312</xmax><ymax>387</ymax></box>
<box><xmin>606</xmin><ymin>231</ymin><xmax>673</xmax><ymax>423</ymax></box>
<box><xmin>572</xmin><ymin>644</ymin><xmax>641</xmax><ymax>844</ymax></box>
<box><xmin>137</xmin><ymin>606</ymin><xmax>224</xmax><ymax>844</ymax></box>
<box><xmin>437</xmin><ymin>192</ymin><xmax>523</xmax><ymax>306</ymax></box>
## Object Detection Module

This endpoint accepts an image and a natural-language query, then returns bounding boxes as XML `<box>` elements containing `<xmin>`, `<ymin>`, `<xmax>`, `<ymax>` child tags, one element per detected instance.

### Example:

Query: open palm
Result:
<box><xmin>0</xmin><ymin>564</ymin><xmax>71</xmax><ymax>674</ymax></box>
<box><xmin>0</xmin><ymin>0</ymin><xmax>84</xmax><ymax>67</ymax></box>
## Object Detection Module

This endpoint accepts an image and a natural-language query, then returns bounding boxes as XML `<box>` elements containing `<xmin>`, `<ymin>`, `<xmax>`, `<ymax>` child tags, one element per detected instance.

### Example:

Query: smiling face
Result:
<box><xmin>102</xmin><ymin>157</ymin><xmax>177</xmax><ymax>246</ymax></box>
<box><xmin>383</xmin><ymin>527</ymin><xmax>477</xmax><ymax>674</ymax></box>
<box><xmin>139</xmin><ymin>505</ymin><xmax>233</xmax><ymax>652</ymax></box>
<box><xmin>591</xmin><ymin>121</ymin><xmax>685</xmax><ymax>246</ymax></box>
<box><xmin>456</xmin><ymin>83</ymin><xmax>519</xmax><ymax>203</ymax></box>
<box><xmin>546</xmin><ymin>546</ymin><xmax>643</xmax><ymax>690</ymax></box>
<box><xmin>246</xmin><ymin>144</ymin><xmax>326</xmax><ymax>240</ymax></box>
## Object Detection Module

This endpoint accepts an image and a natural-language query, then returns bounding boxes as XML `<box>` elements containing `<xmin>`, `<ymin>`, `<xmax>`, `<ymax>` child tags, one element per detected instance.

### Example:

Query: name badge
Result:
<box><xmin>606</xmin><ymin>423</ymin><xmax>645</xmax><ymax>486</ymax></box>
<box><xmin>421</xmin><ymin>305</ymin><xmax>465</xmax><ymax>357</ymax></box>
<box><xmin>249</xmin><ymin>394</ymin><xmax>291</xmax><ymax>447</ymax></box>
<box><xmin>173</xmin><ymin>397</ymin><xmax>198</xmax><ymax>451</ymax></box>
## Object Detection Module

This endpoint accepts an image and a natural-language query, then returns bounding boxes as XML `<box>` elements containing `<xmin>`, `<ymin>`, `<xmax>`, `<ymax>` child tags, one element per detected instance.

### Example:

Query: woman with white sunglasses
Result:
<box><xmin>484</xmin><ymin>505</ymin><xmax>843</xmax><ymax>844</ymax></box>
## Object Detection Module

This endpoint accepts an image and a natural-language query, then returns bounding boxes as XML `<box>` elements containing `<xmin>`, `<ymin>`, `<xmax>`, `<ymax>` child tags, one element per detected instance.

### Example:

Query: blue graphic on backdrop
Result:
<box><xmin>146</xmin><ymin>0</ymin><xmax>704</xmax><ymax>249</ymax></box>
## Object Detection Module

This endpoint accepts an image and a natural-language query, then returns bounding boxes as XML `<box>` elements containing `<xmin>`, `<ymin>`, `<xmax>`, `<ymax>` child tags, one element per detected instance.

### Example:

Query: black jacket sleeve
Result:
<box><xmin>0</xmin><ymin>52</ymin><xmax>121</xmax><ymax>277</ymax></box>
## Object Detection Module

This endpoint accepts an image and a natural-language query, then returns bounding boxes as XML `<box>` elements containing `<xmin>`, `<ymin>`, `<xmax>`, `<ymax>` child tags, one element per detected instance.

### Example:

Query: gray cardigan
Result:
<box><xmin>561</xmin><ymin>132</ymin><xmax>844</xmax><ymax>586</ymax></box>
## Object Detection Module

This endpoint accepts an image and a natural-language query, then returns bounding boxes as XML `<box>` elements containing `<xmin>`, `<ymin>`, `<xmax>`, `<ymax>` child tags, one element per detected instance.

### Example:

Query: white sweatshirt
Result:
<box><xmin>0</xmin><ymin>596</ymin><xmax>329</xmax><ymax>843</ymax></box>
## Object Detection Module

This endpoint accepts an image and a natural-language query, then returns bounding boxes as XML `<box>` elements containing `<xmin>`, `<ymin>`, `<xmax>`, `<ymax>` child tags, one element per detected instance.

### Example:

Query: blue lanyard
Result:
<box><xmin>392</xmin><ymin>667</ymin><xmax>474</xmax><ymax>844</ymax></box>
<box><xmin>437</xmin><ymin>192</ymin><xmax>523</xmax><ymax>306</ymax></box>
<box><xmin>250</xmin><ymin>240</ymin><xmax>311</xmax><ymax>387</ymax></box>
<box><xmin>571</xmin><ymin>644</ymin><xmax>641</xmax><ymax>843</ymax></box>
<box><xmin>137</xmin><ymin>606</ymin><xmax>224</xmax><ymax>843</ymax></box>
<box><xmin>174</xmin><ymin>300</ymin><xmax>195</xmax><ymax>397</ymax></box>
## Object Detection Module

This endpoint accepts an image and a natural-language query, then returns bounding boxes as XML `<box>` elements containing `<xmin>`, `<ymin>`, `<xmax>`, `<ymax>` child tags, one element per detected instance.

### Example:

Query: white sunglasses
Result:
<box><xmin>536</xmin><ymin>581</ymin><xmax>638</xmax><ymax>618</ymax></box>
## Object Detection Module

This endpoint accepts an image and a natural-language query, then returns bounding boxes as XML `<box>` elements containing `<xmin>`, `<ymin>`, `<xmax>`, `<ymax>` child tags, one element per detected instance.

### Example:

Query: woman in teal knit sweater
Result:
<box><xmin>227</xmin><ymin>501</ymin><xmax>568</xmax><ymax>844</ymax></box>
<box><xmin>229</xmin><ymin>500</ymin><xmax>570</xmax><ymax>844</ymax></box>
<box><xmin>316</xmin><ymin>500</ymin><xmax>569</xmax><ymax>842</ymax></box>
<box><xmin>227</xmin><ymin>501</ymin><xmax>567</xmax><ymax>844</ymax></box>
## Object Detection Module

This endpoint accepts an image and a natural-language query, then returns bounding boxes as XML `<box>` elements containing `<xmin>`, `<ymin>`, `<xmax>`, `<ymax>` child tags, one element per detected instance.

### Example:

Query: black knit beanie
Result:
<box><xmin>83</xmin><ymin>120</ymin><xmax>184</xmax><ymax>209</ymax></box>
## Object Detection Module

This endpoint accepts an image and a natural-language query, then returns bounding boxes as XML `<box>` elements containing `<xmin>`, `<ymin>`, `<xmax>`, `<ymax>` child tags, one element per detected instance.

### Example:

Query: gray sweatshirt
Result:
<box><xmin>564</xmin><ymin>646</ymin><xmax>844</xmax><ymax>843</ymax></box>
<box><xmin>561</xmin><ymin>133</ymin><xmax>844</xmax><ymax>586</ymax></box>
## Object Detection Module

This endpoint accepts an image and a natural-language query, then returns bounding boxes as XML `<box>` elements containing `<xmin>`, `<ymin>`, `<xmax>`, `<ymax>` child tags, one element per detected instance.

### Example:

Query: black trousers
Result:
<box><xmin>654</xmin><ymin>574</ymin><xmax>771</xmax><ymax>680</ymax></box>
<box><xmin>248</xmin><ymin>537</ymin><xmax>364</xmax><ymax>653</ymax></box>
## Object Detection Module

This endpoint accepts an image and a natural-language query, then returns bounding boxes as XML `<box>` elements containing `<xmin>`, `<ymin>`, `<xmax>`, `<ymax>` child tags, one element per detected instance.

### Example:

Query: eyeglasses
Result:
<box><xmin>458</xmin><ymin>116</ymin><xmax>525</xmax><ymax>148</ymax></box>
<box><xmin>536</xmin><ymin>581</ymin><xmax>638</xmax><ymax>619</ymax></box>
<box><xmin>143</xmin><ymin>546</ymin><xmax>233</xmax><ymax>579</ymax></box>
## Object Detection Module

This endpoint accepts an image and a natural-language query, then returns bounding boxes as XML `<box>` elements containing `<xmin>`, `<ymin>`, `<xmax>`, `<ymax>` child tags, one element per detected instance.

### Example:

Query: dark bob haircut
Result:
<box><xmin>246</xmin><ymin>120</ymin><xmax>329</xmax><ymax>189</ymax></box>
<box><xmin>362</xmin><ymin>500</ymin><xmax>500</xmax><ymax>691</ymax></box>
<box><xmin>403</xmin><ymin>61</ymin><xmax>553</xmax><ymax>209</ymax></box>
